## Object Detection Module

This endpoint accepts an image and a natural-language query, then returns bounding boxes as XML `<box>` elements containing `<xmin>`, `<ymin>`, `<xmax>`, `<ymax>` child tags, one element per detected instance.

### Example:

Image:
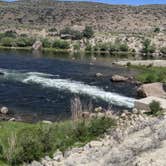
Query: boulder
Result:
<box><xmin>111</xmin><ymin>75</ymin><xmax>128</xmax><ymax>82</ymax></box>
<box><xmin>137</xmin><ymin>82</ymin><xmax>166</xmax><ymax>98</ymax></box>
<box><xmin>95</xmin><ymin>73</ymin><xmax>103</xmax><ymax>77</ymax></box>
<box><xmin>94</xmin><ymin>106</ymin><xmax>103</xmax><ymax>112</ymax></box>
<box><xmin>1</xmin><ymin>107</ymin><xmax>9</xmax><ymax>114</ymax></box>
<box><xmin>32</xmin><ymin>41</ymin><xmax>42</xmax><ymax>50</ymax></box>
<box><xmin>53</xmin><ymin>149</ymin><xmax>63</xmax><ymax>162</ymax></box>
<box><xmin>42</xmin><ymin>120</ymin><xmax>52</xmax><ymax>124</ymax></box>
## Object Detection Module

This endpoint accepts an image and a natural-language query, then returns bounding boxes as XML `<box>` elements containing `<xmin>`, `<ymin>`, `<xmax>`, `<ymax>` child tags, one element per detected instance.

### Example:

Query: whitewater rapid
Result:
<box><xmin>0</xmin><ymin>68</ymin><xmax>136</xmax><ymax>108</ymax></box>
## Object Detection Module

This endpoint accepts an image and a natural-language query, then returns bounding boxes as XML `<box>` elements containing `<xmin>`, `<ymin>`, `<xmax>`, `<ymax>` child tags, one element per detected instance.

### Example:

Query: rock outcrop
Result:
<box><xmin>137</xmin><ymin>82</ymin><xmax>166</xmax><ymax>98</ymax></box>
<box><xmin>32</xmin><ymin>41</ymin><xmax>42</xmax><ymax>50</ymax></box>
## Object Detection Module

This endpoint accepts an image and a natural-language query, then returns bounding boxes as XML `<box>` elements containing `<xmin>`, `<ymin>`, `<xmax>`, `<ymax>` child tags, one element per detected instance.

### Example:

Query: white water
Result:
<box><xmin>0</xmin><ymin>69</ymin><xmax>136</xmax><ymax>108</ymax></box>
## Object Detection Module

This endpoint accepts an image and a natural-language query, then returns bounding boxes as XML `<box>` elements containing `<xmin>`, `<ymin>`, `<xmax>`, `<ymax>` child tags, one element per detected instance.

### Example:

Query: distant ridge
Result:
<box><xmin>0</xmin><ymin>0</ymin><xmax>166</xmax><ymax>33</ymax></box>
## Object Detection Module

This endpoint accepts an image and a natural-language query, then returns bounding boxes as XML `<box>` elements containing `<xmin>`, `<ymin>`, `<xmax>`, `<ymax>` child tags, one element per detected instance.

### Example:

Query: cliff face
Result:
<box><xmin>0</xmin><ymin>0</ymin><xmax>166</xmax><ymax>33</ymax></box>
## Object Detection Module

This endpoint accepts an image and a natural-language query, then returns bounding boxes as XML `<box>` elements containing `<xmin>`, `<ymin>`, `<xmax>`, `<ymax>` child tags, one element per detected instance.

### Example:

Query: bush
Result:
<box><xmin>60</xmin><ymin>27</ymin><xmax>83</xmax><ymax>40</ymax></box>
<box><xmin>0</xmin><ymin>37</ymin><xmax>15</xmax><ymax>47</ymax></box>
<box><xmin>83</xmin><ymin>26</ymin><xmax>94</xmax><ymax>39</ymax></box>
<box><xmin>4</xmin><ymin>31</ymin><xmax>17</xmax><ymax>38</ymax></box>
<box><xmin>15</xmin><ymin>37</ymin><xmax>34</xmax><ymax>47</ymax></box>
<box><xmin>154</xmin><ymin>27</ymin><xmax>160</xmax><ymax>33</ymax></box>
<box><xmin>142</xmin><ymin>39</ymin><xmax>155</xmax><ymax>54</ymax></box>
<box><xmin>52</xmin><ymin>40</ymin><xmax>70</xmax><ymax>49</ymax></box>
<box><xmin>160</xmin><ymin>47</ymin><xmax>166</xmax><ymax>54</ymax></box>
<box><xmin>42</xmin><ymin>38</ymin><xmax>52</xmax><ymax>48</ymax></box>
<box><xmin>149</xmin><ymin>100</ymin><xmax>163</xmax><ymax>116</ymax></box>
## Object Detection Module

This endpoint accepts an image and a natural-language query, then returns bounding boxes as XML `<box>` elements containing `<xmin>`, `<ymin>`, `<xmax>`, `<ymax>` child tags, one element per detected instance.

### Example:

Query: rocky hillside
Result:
<box><xmin>0</xmin><ymin>0</ymin><xmax>166</xmax><ymax>33</ymax></box>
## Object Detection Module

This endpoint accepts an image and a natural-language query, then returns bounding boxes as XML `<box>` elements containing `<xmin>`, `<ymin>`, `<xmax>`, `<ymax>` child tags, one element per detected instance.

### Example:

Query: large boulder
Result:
<box><xmin>111</xmin><ymin>75</ymin><xmax>128</xmax><ymax>82</ymax></box>
<box><xmin>1</xmin><ymin>106</ymin><xmax>9</xmax><ymax>114</ymax></box>
<box><xmin>32</xmin><ymin>41</ymin><xmax>42</xmax><ymax>50</ymax></box>
<box><xmin>137</xmin><ymin>82</ymin><xmax>166</xmax><ymax>98</ymax></box>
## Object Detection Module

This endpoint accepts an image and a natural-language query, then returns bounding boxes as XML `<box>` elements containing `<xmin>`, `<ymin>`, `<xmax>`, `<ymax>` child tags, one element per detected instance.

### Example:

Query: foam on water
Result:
<box><xmin>0</xmin><ymin>68</ymin><xmax>135</xmax><ymax>108</ymax></box>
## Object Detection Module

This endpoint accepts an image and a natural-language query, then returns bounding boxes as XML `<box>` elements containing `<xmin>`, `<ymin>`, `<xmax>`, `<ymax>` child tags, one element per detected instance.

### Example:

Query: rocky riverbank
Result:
<box><xmin>27</xmin><ymin>109</ymin><xmax>166</xmax><ymax>166</ymax></box>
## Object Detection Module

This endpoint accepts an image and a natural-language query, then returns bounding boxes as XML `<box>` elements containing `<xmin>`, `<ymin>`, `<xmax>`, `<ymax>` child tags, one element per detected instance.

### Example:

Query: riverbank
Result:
<box><xmin>0</xmin><ymin>115</ymin><xmax>116</xmax><ymax>166</ymax></box>
<box><xmin>26</xmin><ymin>109</ymin><xmax>166</xmax><ymax>166</ymax></box>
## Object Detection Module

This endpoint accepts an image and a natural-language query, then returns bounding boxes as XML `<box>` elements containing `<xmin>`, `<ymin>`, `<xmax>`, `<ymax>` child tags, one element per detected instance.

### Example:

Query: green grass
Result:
<box><xmin>130</xmin><ymin>65</ymin><xmax>166</xmax><ymax>83</ymax></box>
<box><xmin>0</xmin><ymin>117</ymin><xmax>116</xmax><ymax>165</ymax></box>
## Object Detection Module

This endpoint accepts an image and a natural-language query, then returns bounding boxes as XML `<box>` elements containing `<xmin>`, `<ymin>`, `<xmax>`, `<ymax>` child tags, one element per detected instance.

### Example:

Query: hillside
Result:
<box><xmin>0</xmin><ymin>0</ymin><xmax>166</xmax><ymax>33</ymax></box>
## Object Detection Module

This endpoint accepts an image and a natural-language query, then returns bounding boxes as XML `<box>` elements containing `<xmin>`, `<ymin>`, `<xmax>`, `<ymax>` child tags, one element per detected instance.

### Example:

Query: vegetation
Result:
<box><xmin>131</xmin><ymin>65</ymin><xmax>166</xmax><ymax>83</ymax></box>
<box><xmin>160</xmin><ymin>47</ymin><xmax>166</xmax><ymax>54</ymax></box>
<box><xmin>141</xmin><ymin>39</ymin><xmax>155</xmax><ymax>55</ymax></box>
<box><xmin>148</xmin><ymin>100</ymin><xmax>163</xmax><ymax>116</ymax></box>
<box><xmin>83</xmin><ymin>26</ymin><xmax>94</xmax><ymax>39</ymax></box>
<box><xmin>52</xmin><ymin>40</ymin><xmax>70</xmax><ymax>49</ymax></box>
<box><xmin>0</xmin><ymin>117</ymin><xmax>116</xmax><ymax>165</ymax></box>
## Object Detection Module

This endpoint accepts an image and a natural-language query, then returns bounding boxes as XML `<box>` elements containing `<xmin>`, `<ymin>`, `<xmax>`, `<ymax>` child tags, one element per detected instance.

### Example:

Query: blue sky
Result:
<box><xmin>4</xmin><ymin>0</ymin><xmax>166</xmax><ymax>5</ymax></box>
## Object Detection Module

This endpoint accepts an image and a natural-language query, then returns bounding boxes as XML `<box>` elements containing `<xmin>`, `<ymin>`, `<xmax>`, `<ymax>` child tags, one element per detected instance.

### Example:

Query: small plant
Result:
<box><xmin>154</xmin><ymin>27</ymin><xmax>160</xmax><ymax>33</ymax></box>
<box><xmin>149</xmin><ymin>100</ymin><xmax>163</xmax><ymax>116</ymax></box>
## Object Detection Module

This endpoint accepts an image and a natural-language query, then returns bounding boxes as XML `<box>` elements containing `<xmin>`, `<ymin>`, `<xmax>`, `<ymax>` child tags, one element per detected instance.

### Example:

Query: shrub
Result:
<box><xmin>42</xmin><ymin>38</ymin><xmax>52</xmax><ymax>48</ymax></box>
<box><xmin>0</xmin><ymin>37</ymin><xmax>15</xmax><ymax>47</ymax></box>
<box><xmin>4</xmin><ymin>31</ymin><xmax>17</xmax><ymax>38</ymax></box>
<box><xmin>15</xmin><ymin>37</ymin><xmax>34</xmax><ymax>47</ymax></box>
<box><xmin>60</xmin><ymin>27</ymin><xmax>83</xmax><ymax>40</ymax></box>
<box><xmin>73</xmin><ymin>42</ymin><xmax>80</xmax><ymax>51</ymax></box>
<box><xmin>142</xmin><ymin>39</ymin><xmax>155</xmax><ymax>54</ymax></box>
<box><xmin>83</xmin><ymin>26</ymin><xmax>94</xmax><ymax>39</ymax></box>
<box><xmin>154</xmin><ymin>27</ymin><xmax>160</xmax><ymax>33</ymax></box>
<box><xmin>149</xmin><ymin>100</ymin><xmax>163</xmax><ymax>116</ymax></box>
<box><xmin>52</xmin><ymin>40</ymin><xmax>70</xmax><ymax>49</ymax></box>
<box><xmin>160</xmin><ymin>47</ymin><xmax>166</xmax><ymax>54</ymax></box>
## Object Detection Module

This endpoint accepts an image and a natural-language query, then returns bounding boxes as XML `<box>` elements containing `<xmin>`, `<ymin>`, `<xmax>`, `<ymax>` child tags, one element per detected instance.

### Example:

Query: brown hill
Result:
<box><xmin>0</xmin><ymin>0</ymin><xmax>166</xmax><ymax>33</ymax></box>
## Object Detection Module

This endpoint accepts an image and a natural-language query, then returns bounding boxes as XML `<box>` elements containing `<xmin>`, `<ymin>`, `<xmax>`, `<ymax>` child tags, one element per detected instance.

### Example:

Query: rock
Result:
<box><xmin>89</xmin><ymin>141</ymin><xmax>103</xmax><ymax>147</ymax></box>
<box><xmin>95</xmin><ymin>73</ymin><xmax>103</xmax><ymax>77</ymax></box>
<box><xmin>132</xmin><ymin>108</ymin><xmax>139</xmax><ymax>114</ymax></box>
<box><xmin>53</xmin><ymin>149</ymin><xmax>63</xmax><ymax>162</ymax></box>
<box><xmin>29</xmin><ymin>161</ymin><xmax>42</xmax><ymax>166</ymax></box>
<box><xmin>97</xmin><ymin>112</ymin><xmax>105</xmax><ymax>118</ymax></box>
<box><xmin>90</xmin><ymin>113</ymin><xmax>97</xmax><ymax>118</ymax></box>
<box><xmin>1</xmin><ymin>106</ymin><xmax>9</xmax><ymax>114</ymax></box>
<box><xmin>111</xmin><ymin>75</ymin><xmax>128</xmax><ymax>82</ymax></box>
<box><xmin>137</xmin><ymin>82</ymin><xmax>166</xmax><ymax>98</ymax></box>
<box><xmin>9</xmin><ymin>118</ymin><xmax>15</xmax><ymax>121</ymax></box>
<box><xmin>94</xmin><ymin>106</ymin><xmax>102</xmax><ymax>113</ymax></box>
<box><xmin>42</xmin><ymin>120</ymin><xmax>53</xmax><ymax>124</ymax></box>
<box><xmin>32</xmin><ymin>41</ymin><xmax>42</xmax><ymax>50</ymax></box>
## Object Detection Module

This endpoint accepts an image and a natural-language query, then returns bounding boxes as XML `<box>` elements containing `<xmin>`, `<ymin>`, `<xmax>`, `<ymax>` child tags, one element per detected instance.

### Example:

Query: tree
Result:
<box><xmin>83</xmin><ymin>26</ymin><xmax>94</xmax><ymax>39</ymax></box>
<box><xmin>0</xmin><ymin>37</ymin><xmax>15</xmax><ymax>47</ymax></box>
<box><xmin>142</xmin><ymin>39</ymin><xmax>155</xmax><ymax>55</ymax></box>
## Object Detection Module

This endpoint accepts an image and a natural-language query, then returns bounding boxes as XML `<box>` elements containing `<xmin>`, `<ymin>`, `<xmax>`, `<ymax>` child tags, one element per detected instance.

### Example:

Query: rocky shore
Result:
<box><xmin>27</xmin><ymin>109</ymin><xmax>166</xmax><ymax>166</ymax></box>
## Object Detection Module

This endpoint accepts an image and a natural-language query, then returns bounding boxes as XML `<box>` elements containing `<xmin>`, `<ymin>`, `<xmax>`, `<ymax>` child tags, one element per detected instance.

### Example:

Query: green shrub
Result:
<box><xmin>141</xmin><ymin>39</ymin><xmax>155</xmax><ymax>54</ymax></box>
<box><xmin>154</xmin><ymin>27</ymin><xmax>160</xmax><ymax>33</ymax></box>
<box><xmin>60</xmin><ymin>27</ymin><xmax>83</xmax><ymax>40</ymax></box>
<box><xmin>52</xmin><ymin>40</ymin><xmax>70</xmax><ymax>49</ymax></box>
<box><xmin>160</xmin><ymin>47</ymin><xmax>166</xmax><ymax>54</ymax></box>
<box><xmin>83</xmin><ymin>26</ymin><xmax>94</xmax><ymax>39</ymax></box>
<box><xmin>42</xmin><ymin>38</ymin><xmax>52</xmax><ymax>48</ymax></box>
<box><xmin>0</xmin><ymin>37</ymin><xmax>15</xmax><ymax>47</ymax></box>
<box><xmin>149</xmin><ymin>100</ymin><xmax>163</xmax><ymax>116</ymax></box>
<box><xmin>4</xmin><ymin>31</ymin><xmax>17</xmax><ymax>38</ymax></box>
<box><xmin>15</xmin><ymin>37</ymin><xmax>34</xmax><ymax>47</ymax></box>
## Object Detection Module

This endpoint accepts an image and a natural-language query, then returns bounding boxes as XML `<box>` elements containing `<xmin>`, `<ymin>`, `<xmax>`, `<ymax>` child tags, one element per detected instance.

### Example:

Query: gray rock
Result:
<box><xmin>32</xmin><ymin>41</ymin><xmax>42</xmax><ymax>50</ymax></box>
<box><xmin>1</xmin><ymin>106</ymin><xmax>9</xmax><ymax>114</ymax></box>
<box><xmin>53</xmin><ymin>149</ymin><xmax>63</xmax><ymax>162</ymax></box>
<box><xmin>29</xmin><ymin>161</ymin><xmax>42</xmax><ymax>166</ymax></box>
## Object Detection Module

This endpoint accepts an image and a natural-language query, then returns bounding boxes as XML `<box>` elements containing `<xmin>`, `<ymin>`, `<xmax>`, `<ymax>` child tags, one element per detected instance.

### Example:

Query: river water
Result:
<box><xmin>0</xmin><ymin>50</ymin><xmax>137</xmax><ymax>122</ymax></box>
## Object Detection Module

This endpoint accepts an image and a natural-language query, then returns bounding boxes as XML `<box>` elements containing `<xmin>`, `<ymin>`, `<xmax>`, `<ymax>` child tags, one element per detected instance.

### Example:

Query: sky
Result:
<box><xmin>4</xmin><ymin>0</ymin><xmax>166</xmax><ymax>5</ymax></box>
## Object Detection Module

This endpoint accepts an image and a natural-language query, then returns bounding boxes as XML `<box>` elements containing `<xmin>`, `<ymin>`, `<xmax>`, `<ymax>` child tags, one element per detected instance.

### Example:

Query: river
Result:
<box><xmin>0</xmin><ymin>50</ymin><xmax>137</xmax><ymax>122</ymax></box>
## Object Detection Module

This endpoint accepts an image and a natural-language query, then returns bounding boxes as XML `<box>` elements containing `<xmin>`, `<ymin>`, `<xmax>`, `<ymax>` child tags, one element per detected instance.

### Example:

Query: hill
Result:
<box><xmin>0</xmin><ymin>0</ymin><xmax>166</xmax><ymax>33</ymax></box>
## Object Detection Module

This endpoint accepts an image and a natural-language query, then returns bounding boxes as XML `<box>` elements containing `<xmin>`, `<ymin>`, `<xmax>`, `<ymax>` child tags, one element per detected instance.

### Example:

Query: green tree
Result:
<box><xmin>52</xmin><ymin>40</ymin><xmax>70</xmax><ymax>49</ymax></box>
<box><xmin>83</xmin><ymin>26</ymin><xmax>94</xmax><ymax>39</ymax></box>
<box><xmin>142</xmin><ymin>39</ymin><xmax>155</xmax><ymax>55</ymax></box>
<box><xmin>0</xmin><ymin>37</ymin><xmax>15</xmax><ymax>47</ymax></box>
